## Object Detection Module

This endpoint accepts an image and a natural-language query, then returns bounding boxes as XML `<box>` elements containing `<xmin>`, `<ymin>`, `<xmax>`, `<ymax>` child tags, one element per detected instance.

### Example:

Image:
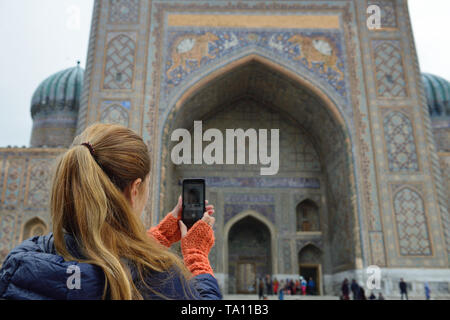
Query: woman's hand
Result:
<box><xmin>170</xmin><ymin>195</ymin><xmax>183</xmax><ymax>219</ymax></box>
<box><xmin>178</xmin><ymin>212</ymin><xmax>215</xmax><ymax>237</ymax></box>
<box><xmin>148</xmin><ymin>195</ymin><xmax>214</xmax><ymax>248</ymax></box>
<box><xmin>170</xmin><ymin>195</ymin><xmax>215</xmax><ymax>220</ymax></box>
<box><xmin>178</xmin><ymin>211</ymin><xmax>216</xmax><ymax>276</ymax></box>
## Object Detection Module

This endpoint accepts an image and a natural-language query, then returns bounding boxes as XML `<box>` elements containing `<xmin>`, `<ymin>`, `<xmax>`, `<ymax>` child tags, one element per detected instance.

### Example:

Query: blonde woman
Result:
<box><xmin>0</xmin><ymin>123</ymin><xmax>221</xmax><ymax>300</ymax></box>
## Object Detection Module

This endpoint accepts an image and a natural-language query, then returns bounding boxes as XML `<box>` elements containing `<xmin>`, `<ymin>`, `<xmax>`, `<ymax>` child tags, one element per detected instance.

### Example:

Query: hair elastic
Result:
<box><xmin>81</xmin><ymin>142</ymin><xmax>95</xmax><ymax>157</ymax></box>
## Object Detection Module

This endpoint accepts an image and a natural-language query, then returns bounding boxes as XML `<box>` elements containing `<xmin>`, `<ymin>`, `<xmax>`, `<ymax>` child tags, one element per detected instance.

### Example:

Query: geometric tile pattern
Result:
<box><xmin>25</xmin><ymin>159</ymin><xmax>52</xmax><ymax>208</ymax></box>
<box><xmin>103</xmin><ymin>35</ymin><xmax>136</xmax><ymax>89</ymax></box>
<box><xmin>180</xmin><ymin>176</ymin><xmax>320</xmax><ymax>189</ymax></box>
<box><xmin>372</xmin><ymin>40</ymin><xmax>408</xmax><ymax>98</ymax></box>
<box><xmin>2</xmin><ymin>159</ymin><xmax>25</xmax><ymax>206</ymax></box>
<box><xmin>383</xmin><ymin>111</ymin><xmax>419</xmax><ymax>172</ymax></box>
<box><xmin>100</xmin><ymin>103</ymin><xmax>130</xmax><ymax>127</ymax></box>
<box><xmin>432</xmin><ymin>126</ymin><xmax>450</xmax><ymax>152</ymax></box>
<box><xmin>0</xmin><ymin>214</ymin><xmax>15</xmax><ymax>261</ymax></box>
<box><xmin>393</xmin><ymin>187</ymin><xmax>432</xmax><ymax>256</ymax></box>
<box><xmin>368</xmin><ymin>0</ymin><xmax>398</xmax><ymax>29</ymax></box>
<box><xmin>326</xmin><ymin>152</ymin><xmax>354</xmax><ymax>268</ymax></box>
<box><xmin>438</xmin><ymin>155</ymin><xmax>450</xmax><ymax>256</ymax></box>
<box><xmin>224</xmin><ymin>194</ymin><xmax>275</xmax><ymax>203</ymax></box>
<box><xmin>282</xmin><ymin>239</ymin><xmax>292</xmax><ymax>273</ymax></box>
<box><xmin>108</xmin><ymin>0</ymin><xmax>140</xmax><ymax>24</ymax></box>
<box><xmin>369</xmin><ymin>231</ymin><xmax>386</xmax><ymax>266</ymax></box>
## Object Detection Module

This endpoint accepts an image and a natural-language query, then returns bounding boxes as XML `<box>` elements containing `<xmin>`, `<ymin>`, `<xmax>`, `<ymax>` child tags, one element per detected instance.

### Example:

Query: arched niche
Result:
<box><xmin>226</xmin><ymin>213</ymin><xmax>273</xmax><ymax>294</ymax></box>
<box><xmin>22</xmin><ymin>217</ymin><xmax>47</xmax><ymax>241</ymax></box>
<box><xmin>298</xmin><ymin>243</ymin><xmax>323</xmax><ymax>295</ymax></box>
<box><xmin>296</xmin><ymin>199</ymin><xmax>320</xmax><ymax>232</ymax></box>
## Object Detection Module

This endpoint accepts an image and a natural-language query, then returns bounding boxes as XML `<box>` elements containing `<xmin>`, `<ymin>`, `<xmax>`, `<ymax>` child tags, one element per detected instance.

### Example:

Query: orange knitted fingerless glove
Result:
<box><xmin>181</xmin><ymin>220</ymin><xmax>215</xmax><ymax>276</ymax></box>
<box><xmin>147</xmin><ymin>213</ymin><xmax>181</xmax><ymax>248</ymax></box>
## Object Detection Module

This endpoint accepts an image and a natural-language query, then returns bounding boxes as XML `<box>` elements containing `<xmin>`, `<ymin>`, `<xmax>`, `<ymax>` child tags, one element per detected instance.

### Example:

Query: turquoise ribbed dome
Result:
<box><xmin>422</xmin><ymin>73</ymin><xmax>450</xmax><ymax>118</ymax></box>
<box><xmin>29</xmin><ymin>62</ymin><xmax>84</xmax><ymax>147</ymax></box>
<box><xmin>31</xmin><ymin>62</ymin><xmax>84</xmax><ymax>118</ymax></box>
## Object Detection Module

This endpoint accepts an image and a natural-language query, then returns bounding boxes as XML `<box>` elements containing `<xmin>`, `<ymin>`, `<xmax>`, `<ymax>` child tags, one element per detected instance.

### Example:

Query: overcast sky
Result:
<box><xmin>0</xmin><ymin>0</ymin><xmax>449</xmax><ymax>147</ymax></box>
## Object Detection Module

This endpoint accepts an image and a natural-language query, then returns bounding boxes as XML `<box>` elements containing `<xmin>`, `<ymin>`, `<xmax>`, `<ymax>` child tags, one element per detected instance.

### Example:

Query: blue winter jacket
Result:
<box><xmin>0</xmin><ymin>233</ymin><xmax>222</xmax><ymax>300</ymax></box>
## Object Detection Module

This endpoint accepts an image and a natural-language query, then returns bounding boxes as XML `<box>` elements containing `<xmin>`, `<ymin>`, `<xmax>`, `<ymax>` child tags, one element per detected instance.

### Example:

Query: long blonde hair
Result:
<box><xmin>51</xmin><ymin>123</ymin><xmax>191</xmax><ymax>299</ymax></box>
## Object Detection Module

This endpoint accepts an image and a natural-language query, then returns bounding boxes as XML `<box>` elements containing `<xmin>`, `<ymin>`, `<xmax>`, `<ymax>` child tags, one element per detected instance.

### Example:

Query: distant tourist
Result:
<box><xmin>358</xmin><ymin>286</ymin><xmax>367</xmax><ymax>300</ymax></box>
<box><xmin>278</xmin><ymin>281</ymin><xmax>285</xmax><ymax>300</ymax></box>
<box><xmin>287</xmin><ymin>279</ymin><xmax>292</xmax><ymax>295</ymax></box>
<box><xmin>307</xmin><ymin>277</ymin><xmax>316</xmax><ymax>295</ymax></box>
<box><xmin>258</xmin><ymin>278</ymin><xmax>265</xmax><ymax>300</ymax></box>
<box><xmin>265</xmin><ymin>274</ymin><xmax>273</xmax><ymax>295</ymax></box>
<box><xmin>341</xmin><ymin>278</ymin><xmax>350</xmax><ymax>300</ymax></box>
<box><xmin>378</xmin><ymin>292</ymin><xmax>385</xmax><ymax>300</ymax></box>
<box><xmin>290</xmin><ymin>279</ymin><xmax>296</xmax><ymax>295</ymax></box>
<box><xmin>273</xmin><ymin>277</ymin><xmax>279</xmax><ymax>295</ymax></box>
<box><xmin>424</xmin><ymin>282</ymin><xmax>431</xmax><ymax>300</ymax></box>
<box><xmin>351</xmin><ymin>279</ymin><xmax>360</xmax><ymax>300</ymax></box>
<box><xmin>399</xmin><ymin>278</ymin><xmax>408</xmax><ymax>300</ymax></box>
<box><xmin>301</xmin><ymin>277</ymin><xmax>307</xmax><ymax>295</ymax></box>
<box><xmin>369</xmin><ymin>292</ymin><xmax>376</xmax><ymax>300</ymax></box>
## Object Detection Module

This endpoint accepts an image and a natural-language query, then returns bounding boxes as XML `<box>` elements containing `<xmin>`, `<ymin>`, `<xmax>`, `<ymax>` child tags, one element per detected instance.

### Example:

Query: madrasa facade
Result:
<box><xmin>0</xmin><ymin>0</ymin><xmax>449</xmax><ymax>297</ymax></box>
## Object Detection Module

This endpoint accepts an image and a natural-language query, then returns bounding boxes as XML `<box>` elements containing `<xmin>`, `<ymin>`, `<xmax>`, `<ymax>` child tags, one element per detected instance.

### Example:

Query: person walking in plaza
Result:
<box><xmin>272</xmin><ymin>277</ymin><xmax>278</xmax><ymax>295</ymax></box>
<box><xmin>307</xmin><ymin>277</ymin><xmax>316</xmax><ymax>295</ymax></box>
<box><xmin>399</xmin><ymin>278</ymin><xmax>408</xmax><ymax>300</ymax></box>
<box><xmin>351</xmin><ymin>279</ymin><xmax>360</xmax><ymax>300</ymax></box>
<box><xmin>291</xmin><ymin>278</ymin><xmax>297</xmax><ymax>295</ymax></box>
<box><xmin>265</xmin><ymin>274</ymin><xmax>273</xmax><ymax>296</ymax></box>
<box><xmin>424</xmin><ymin>282</ymin><xmax>431</xmax><ymax>300</ymax></box>
<box><xmin>273</xmin><ymin>277</ymin><xmax>279</xmax><ymax>295</ymax></box>
<box><xmin>286</xmin><ymin>279</ymin><xmax>291</xmax><ymax>295</ymax></box>
<box><xmin>358</xmin><ymin>286</ymin><xmax>367</xmax><ymax>300</ymax></box>
<box><xmin>301</xmin><ymin>277</ymin><xmax>307</xmax><ymax>295</ymax></box>
<box><xmin>341</xmin><ymin>278</ymin><xmax>350</xmax><ymax>300</ymax></box>
<box><xmin>378</xmin><ymin>292</ymin><xmax>385</xmax><ymax>300</ymax></box>
<box><xmin>258</xmin><ymin>278</ymin><xmax>264</xmax><ymax>300</ymax></box>
<box><xmin>284</xmin><ymin>279</ymin><xmax>289</xmax><ymax>295</ymax></box>
<box><xmin>278</xmin><ymin>281</ymin><xmax>285</xmax><ymax>300</ymax></box>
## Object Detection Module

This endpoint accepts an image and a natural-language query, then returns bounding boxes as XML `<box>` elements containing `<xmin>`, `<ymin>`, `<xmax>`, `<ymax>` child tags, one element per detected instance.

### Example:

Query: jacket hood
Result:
<box><xmin>0</xmin><ymin>233</ymin><xmax>105</xmax><ymax>300</ymax></box>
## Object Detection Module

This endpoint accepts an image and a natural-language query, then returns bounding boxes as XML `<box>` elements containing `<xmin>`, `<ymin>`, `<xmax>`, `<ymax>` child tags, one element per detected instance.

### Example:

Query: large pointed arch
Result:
<box><xmin>154</xmin><ymin>51</ymin><xmax>364</xmax><ymax>273</ymax></box>
<box><xmin>160</xmin><ymin>51</ymin><xmax>352</xmax><ymax>147</ymax></box>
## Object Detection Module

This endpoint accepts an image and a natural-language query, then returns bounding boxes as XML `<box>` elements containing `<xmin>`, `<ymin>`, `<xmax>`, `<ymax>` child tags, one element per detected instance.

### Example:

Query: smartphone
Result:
<box><xmin>182</xmin><ymin>179</ymin><xmax>205</xmax><ymax>229</ymax></box>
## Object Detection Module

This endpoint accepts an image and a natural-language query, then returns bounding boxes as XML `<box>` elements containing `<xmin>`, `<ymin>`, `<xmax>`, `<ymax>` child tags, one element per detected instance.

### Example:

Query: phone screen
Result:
<box><xmin>182</xmin><ymin>179</ymin><xmax>205</xmax><ymax>228</ymax></box>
